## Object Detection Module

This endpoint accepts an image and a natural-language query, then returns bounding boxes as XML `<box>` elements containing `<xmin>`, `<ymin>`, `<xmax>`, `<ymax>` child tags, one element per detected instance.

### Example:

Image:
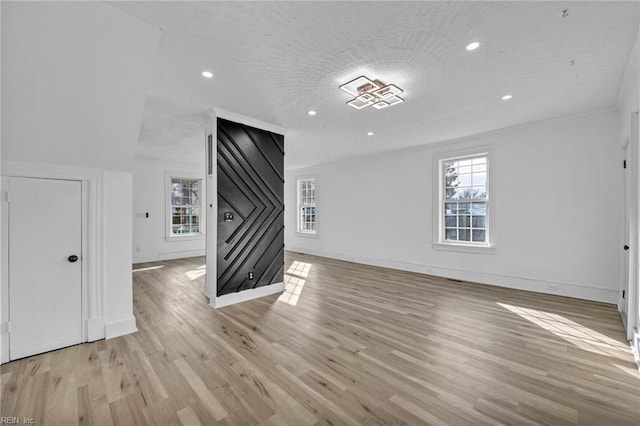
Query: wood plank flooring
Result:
<box><xmin>2</xmin><ymin>252</ymin><xmax>640</xmax><ymax>425</ymax></box>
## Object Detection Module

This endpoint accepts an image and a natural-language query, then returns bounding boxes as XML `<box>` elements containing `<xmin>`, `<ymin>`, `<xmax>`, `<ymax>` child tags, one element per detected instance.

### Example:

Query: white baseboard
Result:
<box><xmin>158</xmin><ymin>249</ymin><xmax>206</xmax><ymax>260</ymax></box>
<box><xmin>210</xmin><ymin>282</ymin><xmax>285</xmax><ymax>308</ymax></box>
<box><xmin>105</xmin><ymin>316</ymin><xmax>137</xmax><ymax>339</ymax></box>
<box><xmin>133</xmin><ymin>249</ymin><xmax>205</xmax><ymax>264</ymax></box>
<box><xmin>287</xmin><ymin>246</ymin><xmax>618</xmax><ymax>304</ymax></box>
<box><xmin>1</xmin><ymin>331</ymin><xmax>7</xmax><ymax>364</ymax></box>
<box><xmin>87</xmin><ymin>316</ymin><xmax>105</xmax><ymax>341</ymax></box>
<box><xmin>632</xmin><ymin>329</ymin><xmax>640</xmax><ymax>373</ymax></box>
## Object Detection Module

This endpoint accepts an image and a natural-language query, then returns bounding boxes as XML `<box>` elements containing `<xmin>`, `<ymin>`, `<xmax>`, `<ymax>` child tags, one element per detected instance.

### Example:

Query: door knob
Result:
<box><xmin>68</xmin><ymin>255</ymin><xmax>79</xmax><ymax>263</ymax></box>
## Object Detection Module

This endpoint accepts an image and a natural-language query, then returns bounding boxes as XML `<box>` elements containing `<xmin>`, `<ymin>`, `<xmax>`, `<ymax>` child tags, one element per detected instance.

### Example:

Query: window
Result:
<box><xmin>169</xmin><ymin>177</ymin><xmax>201</xmax><ymax>237</ymax></box>
<box><xmin>439</xmin><ymin>153</ymin><xmax>490</xmax><ymax>247</ymax></box>
<box><xmin>297</xmin><ymin>177</ymin><xmax>316</xmax><ymax>234</ymax></box>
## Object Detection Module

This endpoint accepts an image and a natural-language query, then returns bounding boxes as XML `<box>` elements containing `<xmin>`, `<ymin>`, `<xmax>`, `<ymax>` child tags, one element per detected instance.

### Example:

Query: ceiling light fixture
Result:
<box><xmin>501</xmin><ymin>94</ymin><xmax>513</xmax><ymax>100</ymax></box>
<box><xmin>466</xmin><ymin>42</ymin><xmax>480</xmax><ymax>51</ymax></box>
<box><xmin>367</xmin><ymin>132</ymin><xmax>374</xmax><ymax>136</ymax></box>
<box><xmin>307</xmin><ymin>110</ymin><xmax>317</xmax><ymax>116</ymax></box>
<box><xmin>201</xmin><ymin>71</ymin><xmax>214</xmax><ymax>78</ymax></box>
<box><xmin>339</xmin><ymin>76</ymin><xmax>404</xmax><ymax>110</ymax></box>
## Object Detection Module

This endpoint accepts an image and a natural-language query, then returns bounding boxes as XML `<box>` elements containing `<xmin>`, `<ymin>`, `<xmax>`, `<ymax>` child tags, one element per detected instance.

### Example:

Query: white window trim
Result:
<box><xmin>296</xmin><ymin>175</ymin><xmax>318</xmax><ymax>238</ymax></box>
<box><xmin>432</xmin><ymin>146</ymin><xmax>495</xmax><ymax>254</ymax></box>
<box><xmin>165</xmin><ymin>171</ymin><xmax>205</xmax><ymax>242</ymax></box>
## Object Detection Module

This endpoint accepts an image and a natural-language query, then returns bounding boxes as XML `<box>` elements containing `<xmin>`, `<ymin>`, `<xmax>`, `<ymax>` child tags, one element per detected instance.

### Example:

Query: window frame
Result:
<box><xmin>165</xmin><ymin>172</ymin><xmax>204</xmax><ymax>242</ymax></box>
<box><xmin>296</xmin><ymin>176</ymin><xmax>318</xmax><ymax>237</ymax></box>
<box><xmin>433</xmin><ymin>147</ymin><xmax>495</xmax><ymax>254</ymax></box>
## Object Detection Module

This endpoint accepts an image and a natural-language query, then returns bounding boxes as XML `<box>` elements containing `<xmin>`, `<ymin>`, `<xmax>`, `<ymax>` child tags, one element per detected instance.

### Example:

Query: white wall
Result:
<box><xmin>1</xmin><ymin>2</ymin><xmax>158</xmax><ymax>171</ymax></box>
<box><xmin>104</xmin><ymin>171</ymin><xmax>137</xmax><ymax>338</ymax></box>
<box><xmin>133</xmin><ymin>158</ymin><xmax>206</xmax><ymax>263</ymax></box>
<box><xmin>616</xmin><ymin>23</ymin><xmax>640</xmax><ymax>352</ymax></box>
<box><xmin>0</xmin><ymin>2</ymin><xmax>159</xmax><ymax>353</ymax></box>
<box><xmin>286</xmin><ymin>110</ymin><xmax>622</xmax><ymax>303</ymax></box>
<box><xmin>0</xmin><ymin>0</ymin><xmax>4</xmax><ymax>361</ymax></box>
<box><xmin>617</xmin><ymin>34</ymin><xmax>639</xmax><ymax>138</ymax></box>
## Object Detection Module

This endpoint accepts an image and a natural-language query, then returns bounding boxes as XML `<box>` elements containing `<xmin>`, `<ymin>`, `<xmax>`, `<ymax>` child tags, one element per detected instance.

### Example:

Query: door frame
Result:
<box><xmin>630</xmin><ymin>112</ymin><xmax>640</xmax><ymax>344</ymax></box>
<box><xmin>622</xmin><ymin>112</ymin><xmax>640</xmax><ymax>344</ymax></box>
<box><xmin>622</xmin><ymin>136</ymin><xmax>631</xmax><ymax>332</ymax></box>
<box><xmin>1</xmin><ymin>162</ymin><xmax>106</xmax><ymax>363</ymax></box>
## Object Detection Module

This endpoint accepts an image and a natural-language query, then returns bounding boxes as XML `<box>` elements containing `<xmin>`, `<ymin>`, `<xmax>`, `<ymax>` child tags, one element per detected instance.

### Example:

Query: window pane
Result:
<box><xmin>472</xmin><ymin>216</ymin><xmax>485</xmax><ymax>228</ymax></box>
<box><xmin>472</xmin><ymin>202</ymin><xmax>486</xmax><ymax>215</ymax></box>
<box><xmin>458</xmin><ymin>202</ymin><xmax>470</xmax><ymax>214</ymax></box>
<box><xmin>444</xmin><ymin>163</ymin><xmax>457</xmax><ymax>178</ymax></box>
<box><xmin>445</xmin><ymin>216</ymin><xmax>457</xmax><ymax>227</ymax></box>
<box><xmin>472</xmin><ymin>172</ymin><xmax>486</xmax><ymax>187</ymax></box>
<box><xmin>458</xmin><ymin>165</ymin><xmax>471</xmax><ymax>174</ymax></box>
<box><xmin>445</xmin><ymin>229</ymin><xmax>458</xmax><ymax>240</ymax></box>
<box><xmin>444</xmin><ymin>161</ymin><xmax>459</xmax><ymax>195</ymax></box>
<box><xmin>445</xmin><ymin>187</ymin><xmax>458</xmax><ymax>200</ymax></box>
<box><xmin>458</xmin><ymin>174</ymin><xmax>472</xmax><ymax>187</ymax></box>
<box><xmin>459</xmin><ymin>215</ymin><xmax>470</xmax><ymax>227</ymax></box>
<box><xmin>472</xmin><ymin>230</ymin><xmax>486</xmax><ymax>242</ymax></box>
<box><xmin>459</xmin><ymin>229</ymin><xmax>471</xmax><ymax>241</ymax></box>
<box><xmin>461</xmin><ymin>187</ymin><xmax>480</xmax><ymax>199</ymax></box>
<box><xmin>472</xmin><ymin>163</ymin><xmax>486</xmax><ymax>173</ymax></box>
<box><xmin>472</xmin><ymin>157</ymin><xmax>486</xmax><ymax>165</ymax></box>
<box><xmin>472</xmin><ymin>186</ymin><xmax>486</xmax><ymax>199</ymax></box>
<box><xmin>444</xmin><ymin>203</ymin><xmax>456</xmax><ymax>214</ymax></box>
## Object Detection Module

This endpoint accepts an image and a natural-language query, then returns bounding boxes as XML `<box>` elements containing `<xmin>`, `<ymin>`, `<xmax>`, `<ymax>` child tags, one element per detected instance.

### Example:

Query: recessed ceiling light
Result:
<box><xmin>201</xmin><ymin>71</ymin><xmax>214</xmax><ymax>78</ymax></box>
<box><xmin>466</xmin><ymin>42</ymin><xmax>480</xmax><ymax>51</ymax></box>
<box><xmin>502</xmin><ymin>94</ymin><xmax>513</xmax><ymax>100</ymax></box>
<box><xmin>307</xmin><ymin>110</ymin><xmax>317</xmax><ymax>116</ymax></box>
<box><xmin>367</xmin><ymin>132</ymin><xmax>374</xmax><ymax>136</ymax></box>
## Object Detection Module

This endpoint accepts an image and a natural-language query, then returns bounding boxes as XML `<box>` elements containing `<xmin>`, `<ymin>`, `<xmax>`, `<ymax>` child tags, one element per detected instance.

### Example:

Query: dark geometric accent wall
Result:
<box><xmin>216</xmin><ymin>118</ymin><xmax>284</xmax><ymax>297</ymax></box>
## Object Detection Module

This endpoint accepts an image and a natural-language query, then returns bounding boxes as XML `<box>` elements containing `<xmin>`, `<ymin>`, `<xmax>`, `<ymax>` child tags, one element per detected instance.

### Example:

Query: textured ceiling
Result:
<box><xmin>111</xmin><ymin>1</ymin><xmax>639</xmax><ymax>169</ymax></box>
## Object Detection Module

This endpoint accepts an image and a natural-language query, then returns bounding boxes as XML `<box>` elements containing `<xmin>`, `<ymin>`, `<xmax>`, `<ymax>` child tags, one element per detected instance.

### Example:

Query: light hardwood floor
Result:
<box><xmin>2</xmin><ymin>252</ymin><xmax>640</xmax><ymax>425</ymax></box>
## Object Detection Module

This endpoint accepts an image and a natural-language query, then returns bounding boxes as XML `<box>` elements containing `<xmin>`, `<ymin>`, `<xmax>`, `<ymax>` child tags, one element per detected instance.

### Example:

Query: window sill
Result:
<box><xmin>165</xmin><ymin>234</ymin><xmax>205</xmax><ymax>243</ymax></box>
<box><xmin>432</xmin><ymin>242</ymin><xmax>495</xmax><ymax>255</ymax></box>
<box><xmin>295</xmin><ymin>231</ymin><xmax>319</xmax><ymax>239</ymax></box>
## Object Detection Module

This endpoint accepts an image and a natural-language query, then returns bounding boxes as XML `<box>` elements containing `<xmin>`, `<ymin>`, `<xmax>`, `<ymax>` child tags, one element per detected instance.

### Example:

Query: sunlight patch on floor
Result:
<box><xmin>613</xmin><ymin>362</ymin><xmax>640</xmax><ymax>378</ymax></box>
<box><xmin>185</xmin><ymin>264</ymin><xmax>206</xmax><ymax>280</ymax></box>
<box><xmin>497</xmin><ymin>302</ymin><xmax>631</xmax><ymax>360</ymax></box>
<box><xmin>279</xmin><ymin>262</ymin><xmax>312</xmax><ymax>306</ymax></box>
<box><xmin>287</xmin><ymin>261</ymin><xmax>312</xmax><ymax>278</ymax></box>
<box><xmin>133</xmin><ymin>265</ymin><xmax>165</xmax><ymax>273</ymax></box>
<box><xmin>278</xmin><ymin>275</ymin><xmax>306</xmax><ymax>306</ymax></box>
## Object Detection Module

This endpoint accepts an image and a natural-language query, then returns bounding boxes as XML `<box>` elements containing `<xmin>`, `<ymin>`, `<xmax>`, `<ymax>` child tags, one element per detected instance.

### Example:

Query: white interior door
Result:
<box><xmin>8</xmin><ymin>177</ymin><xmax>83</xmax><ymax>360</ymax></box>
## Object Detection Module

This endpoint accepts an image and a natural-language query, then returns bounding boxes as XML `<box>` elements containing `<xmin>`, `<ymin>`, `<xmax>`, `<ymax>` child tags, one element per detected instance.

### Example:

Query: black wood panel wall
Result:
<box><xmin>216</xmin><ymin>118</ymin><xmax>284</xmax><ymax>297</ymax></box>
